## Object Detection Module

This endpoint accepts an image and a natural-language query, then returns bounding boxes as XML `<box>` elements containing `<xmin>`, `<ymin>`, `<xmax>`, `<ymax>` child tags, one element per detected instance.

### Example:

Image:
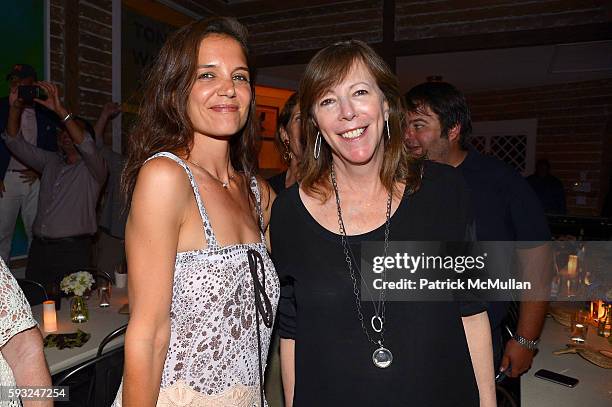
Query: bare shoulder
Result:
<box><xmin>139</xmin><ymin>155</ymin><xmax>189</xmax><ymax>183</ymax></box>
<box><xmin>131</xmin><ymin>157</ymin><xmax>192</xmax><ymax>216</ymax></box>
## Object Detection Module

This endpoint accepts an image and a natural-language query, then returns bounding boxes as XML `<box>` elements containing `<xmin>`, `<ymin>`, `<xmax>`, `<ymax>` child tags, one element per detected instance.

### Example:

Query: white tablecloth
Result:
<box><xmin>522</xmin><ymin>315</ymin><xmax>612</xmax><ymax>406</ymax></box>
<box><xmin>31</xmin><ymin>287</ymin><xmax>129</xmax><ymax>375</ymax></box>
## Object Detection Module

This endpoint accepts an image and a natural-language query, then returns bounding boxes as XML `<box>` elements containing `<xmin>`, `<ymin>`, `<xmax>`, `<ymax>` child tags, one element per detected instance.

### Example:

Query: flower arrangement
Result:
<box><xmin>60</xmin><ymin>271</ymin><xmax>94</xmax><ymax>296</ymax></box>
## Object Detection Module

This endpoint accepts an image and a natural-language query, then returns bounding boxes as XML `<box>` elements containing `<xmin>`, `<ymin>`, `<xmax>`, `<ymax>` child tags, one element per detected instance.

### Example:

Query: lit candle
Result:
<box><xmin>567</xmin><ymin>255</ymin><xmax>578</xmax><ymax>277</ymax></box>
<box><xmin>597</xmin><ymin>301</ymin><xmax>607</xmax><ymax>320</ymax></box>
<box><xmin>43</xmin><ymin>300</ymin><xmax>58</xmax><ymax>332</ymax></box>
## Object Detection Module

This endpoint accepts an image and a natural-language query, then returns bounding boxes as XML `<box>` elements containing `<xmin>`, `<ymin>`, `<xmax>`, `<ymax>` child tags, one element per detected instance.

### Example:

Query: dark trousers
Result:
<box><xmin>26</xmin><ymin>236</ymin><xmax>93</xmax><ymax>287</ymax></box>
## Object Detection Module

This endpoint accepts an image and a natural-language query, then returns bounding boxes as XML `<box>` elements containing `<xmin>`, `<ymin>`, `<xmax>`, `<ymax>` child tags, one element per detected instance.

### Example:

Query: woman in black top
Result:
<box><xmin>270</xmin><ymin>41</ymin><xmax>496</xmax><ymax>406</ymax></box>
<box><xmin>268</xmin><ymin>92</ymin><xmax>302</xmax><ymax>194</ymax></box>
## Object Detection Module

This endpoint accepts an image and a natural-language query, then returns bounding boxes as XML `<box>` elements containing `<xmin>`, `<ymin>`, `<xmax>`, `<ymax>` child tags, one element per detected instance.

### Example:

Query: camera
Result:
<box><xmin>17</xmin><ymin>85</ymin><xmax>47</xmax><ymax>104</ymax></box>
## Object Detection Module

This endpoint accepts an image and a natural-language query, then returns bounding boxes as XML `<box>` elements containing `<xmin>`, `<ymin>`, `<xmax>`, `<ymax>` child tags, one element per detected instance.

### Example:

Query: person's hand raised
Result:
<box><xmin>33</xmin><ymin>81</ymin><xmax>68</xmax><ymax>117</ymax></box>
<box><xmin>8</xmin><ymin>86</ymin><xmax>25</xmax><ymax>110</ymax></box>
<box><xmin>101</xmin><ymin>102</ymin><xmax>121</xmax><ymax>120</ymax></box>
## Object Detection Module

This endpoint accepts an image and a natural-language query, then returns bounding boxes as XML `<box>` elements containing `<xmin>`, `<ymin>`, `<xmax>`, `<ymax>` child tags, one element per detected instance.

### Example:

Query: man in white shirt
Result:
<box><xmin>0</xmin><ymin>64</ymin><xmax>58</xmax><ymax>264</ymax></box>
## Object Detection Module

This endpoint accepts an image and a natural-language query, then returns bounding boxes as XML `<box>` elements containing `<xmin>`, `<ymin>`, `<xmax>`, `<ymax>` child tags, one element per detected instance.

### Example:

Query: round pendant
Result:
<box><xmin>372</xmin><ymin>346</ymin><xmax>393</xmax><ymax>368</ymax></box>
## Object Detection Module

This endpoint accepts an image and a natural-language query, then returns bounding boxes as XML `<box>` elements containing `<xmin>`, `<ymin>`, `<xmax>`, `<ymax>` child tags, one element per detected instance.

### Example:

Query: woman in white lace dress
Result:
<box><xmin>114</xmin><ymin>17</ymin><xmax>279</xmax><ymax>407</ymax></box>
<box><xmin>0</xmin><ymin>258</ymin><xmax>52</xmax><ymax>407</ymax></box>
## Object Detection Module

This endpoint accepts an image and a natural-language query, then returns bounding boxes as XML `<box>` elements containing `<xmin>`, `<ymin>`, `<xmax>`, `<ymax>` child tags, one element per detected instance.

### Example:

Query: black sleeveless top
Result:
<box><xmin>270</xmin><ymin>161</ymin><xmax>484</xmax><ymax>407</ymax></box>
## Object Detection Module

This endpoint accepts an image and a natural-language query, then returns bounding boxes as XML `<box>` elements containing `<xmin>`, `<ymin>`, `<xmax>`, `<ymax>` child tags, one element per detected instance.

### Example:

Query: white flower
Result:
<box><xmin>60</xmin><ymin>271</ymin><xmax>95</xmax><ymax>296</ymax></box>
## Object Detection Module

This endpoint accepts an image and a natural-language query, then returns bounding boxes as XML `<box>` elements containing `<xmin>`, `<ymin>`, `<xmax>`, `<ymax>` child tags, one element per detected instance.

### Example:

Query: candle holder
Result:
<box><xmin>42</xmin><ymin>300</ymin><xmax>58</xmax><ymax>332</ymax></box>
<box><xmin>570</xmin><ymin>309</ymin><xmax>589</xmax><ymax>343</ymax></box>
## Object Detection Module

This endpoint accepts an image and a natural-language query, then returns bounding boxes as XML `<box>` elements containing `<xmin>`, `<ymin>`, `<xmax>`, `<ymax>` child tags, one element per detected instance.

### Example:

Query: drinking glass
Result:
<box><xmin>98</xmin><ymin>279</ymin><xmax>112</xmax><ymax>307</ymax></box>
<box><xmin>570</xmin><ymin>309</ymin><xmax>589</xmax><ymax>343</ymax></box>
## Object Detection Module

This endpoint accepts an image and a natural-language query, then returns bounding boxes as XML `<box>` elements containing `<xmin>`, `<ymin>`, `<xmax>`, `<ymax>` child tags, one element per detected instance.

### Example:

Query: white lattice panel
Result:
<box><xmin>470</xmin><ymin>119</ymin><xmax>537</xmax><ymax>176</ymax></box>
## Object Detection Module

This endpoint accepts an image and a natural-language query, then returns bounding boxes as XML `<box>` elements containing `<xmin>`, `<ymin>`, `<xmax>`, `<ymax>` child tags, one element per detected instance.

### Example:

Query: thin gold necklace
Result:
<box><xmin>188</xmin><ymin>160</ymin><xmax>235</xmax><ymax>189</ymax></box>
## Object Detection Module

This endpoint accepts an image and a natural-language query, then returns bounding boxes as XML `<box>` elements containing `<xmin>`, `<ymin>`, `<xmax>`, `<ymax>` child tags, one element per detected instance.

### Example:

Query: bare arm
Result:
<box><xmin>122</xmin><ymin>158</ymin><xmax>189</xmax><ymax>406</ymax></box>
<box><xmin>280</xmin><ymin>338</ymin><xmax>295</xmax><ymax>407</ymax></box>
<box><xmin>2</xmin><ymin>87</ymin><xmax>52</xmax><ymax>173</ymax></box>
<box><xmin>500</xmin><ymin>301</ymin><xmax>548</xmax><ymax>377</ymax></box>
<box><xmin>462</xmin><ymin>311</ymin><xmax>496</xmax><ymax>407</ymax></box>
<box><xmin>1</xmin><ymin>327</ymin><xmax>52</xmax><ymax>407</ymax></box>
<box><xmin>501</xmin><ymin>244</ymin><xmax>552</xmax><ymax>377</ymax></box>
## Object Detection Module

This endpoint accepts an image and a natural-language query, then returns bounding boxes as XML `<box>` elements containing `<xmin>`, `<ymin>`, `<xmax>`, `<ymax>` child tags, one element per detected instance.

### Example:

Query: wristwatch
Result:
<box><xmin>512</xmin><ymin>333</ymin><xmax>539</xmax><ymax>350</ymax></box>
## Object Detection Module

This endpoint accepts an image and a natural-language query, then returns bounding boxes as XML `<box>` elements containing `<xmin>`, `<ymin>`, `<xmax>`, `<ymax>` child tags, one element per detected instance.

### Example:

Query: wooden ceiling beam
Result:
<box><xmin>391</xmin><ymin>23</ymin><xmax>612</xmax><ymax>57</ymax></box>
<box><xmin>253</xmin><ymin>22</ymin><xmax>612</xmax><ymax>68</ymax></box>
<box><xmin>196</xmin><ymin>0</ymin><xmax>230</xmax><ymax>16</ymax></box>
<box><xmin>228</xmin><ymin>0</ymin><xmax>340</xmax><ymax>17</ymax></box>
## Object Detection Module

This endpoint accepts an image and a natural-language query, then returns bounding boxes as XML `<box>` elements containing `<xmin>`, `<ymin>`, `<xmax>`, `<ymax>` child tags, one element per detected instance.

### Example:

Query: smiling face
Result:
<box><xmin>313</xmin><ymin>60</ymin><xmax>389</xmax><ymax>167</ymax></box>
<box><xmin>405</xmin><ymin>105</ymin><xmax>450</xmax><ymax>164</ymax></box>
<box><xmin>187</xmin><ymin>34</ymin><xmax>252</xmax><ymax>139</ymax></box>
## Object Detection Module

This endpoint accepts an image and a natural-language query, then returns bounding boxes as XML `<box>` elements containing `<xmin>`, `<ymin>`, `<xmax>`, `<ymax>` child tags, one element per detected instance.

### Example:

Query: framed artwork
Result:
<box><xmin>256</xmin><ymin>105</ymin><xmax>278</xmax><ymax>140</ymax></box>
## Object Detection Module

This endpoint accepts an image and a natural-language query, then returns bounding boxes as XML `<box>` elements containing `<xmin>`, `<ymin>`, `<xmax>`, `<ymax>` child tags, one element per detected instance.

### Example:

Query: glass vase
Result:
<box><xmin>70</xmin><ymin>295</ymin><xmax>89</xmax><ymax>323</ymax></box>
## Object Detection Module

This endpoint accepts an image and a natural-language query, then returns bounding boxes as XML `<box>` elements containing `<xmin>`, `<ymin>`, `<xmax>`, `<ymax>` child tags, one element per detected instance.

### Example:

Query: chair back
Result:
<box><xmin>53</xmin><ymin>347</ymin><xmax>124</xmax><ymax>407</ymax></box>
<box><xmin>53</xmin><ymin>325</ymin><xmax>127</xmax><ymax>407</ymax></box>
<box><xmin>16</xmin><ymin>279</ymin><xmax>48</xmax><ymax>305</ymax></box>
<box><xmin>98</xmin><ymin>324</ymin><xmax>127</xmax><ymax>357</ymax></box>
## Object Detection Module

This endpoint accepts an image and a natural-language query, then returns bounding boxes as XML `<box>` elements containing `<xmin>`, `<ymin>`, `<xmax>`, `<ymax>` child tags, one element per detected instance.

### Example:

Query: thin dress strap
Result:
<box><xmin>144</xmin><ymin>152</ymin><xmax>219</xmax><ymax>250</ymax></box>
<box><xmin>249</xmin><ymin>176</ymin><xmax>265</xmax><ymax>243</ymax></box>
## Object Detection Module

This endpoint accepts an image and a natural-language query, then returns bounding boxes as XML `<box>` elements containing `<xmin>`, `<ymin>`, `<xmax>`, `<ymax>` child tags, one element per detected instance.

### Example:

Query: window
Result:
<box><xmin>470</xmin><ymin>119</ymin><xmax>537</xmax><ymax>176</ymax></box>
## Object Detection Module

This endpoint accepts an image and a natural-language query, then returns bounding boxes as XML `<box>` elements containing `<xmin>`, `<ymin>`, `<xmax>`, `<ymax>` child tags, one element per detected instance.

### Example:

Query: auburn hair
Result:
<box><xmin>298</xmin><ymin>40</ymin><xmax>422</xmax><ymax>201</ymax></box>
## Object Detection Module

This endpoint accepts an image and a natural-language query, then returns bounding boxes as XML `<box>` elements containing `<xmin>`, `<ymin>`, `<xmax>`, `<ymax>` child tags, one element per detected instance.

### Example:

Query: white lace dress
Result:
<box><xmin>0</xmin><ymin>258</ymin><xmax>38</xmax><ymax>407</ymax></box>
<box><xmin>112</xmin><ymin>153</ymin><xmax>280</xmax><ymax>407</ymax></box>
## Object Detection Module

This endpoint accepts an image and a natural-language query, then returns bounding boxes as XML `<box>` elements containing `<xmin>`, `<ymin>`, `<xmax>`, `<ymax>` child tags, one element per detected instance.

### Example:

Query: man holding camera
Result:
<box><xmin>0</xmin><ymin>64</ymin><xmax>59</xmax><ymax>264</ymax></box>
<box><xmin>1</xmin><ymin>79</ymin><xmax>107</xmax><ymax>288</ymax></box>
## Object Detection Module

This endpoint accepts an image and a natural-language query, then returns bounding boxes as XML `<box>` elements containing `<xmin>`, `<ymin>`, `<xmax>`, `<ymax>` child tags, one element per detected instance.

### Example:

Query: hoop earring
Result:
<box><xmin>385</xmin><ymin>119</ymin><xmax>390</xmax><ymax>141</ymax></box>
<box><xmin>314</xmin><ymin>131</ymin><xmax>322</xmax><ymax>160</ymax></box>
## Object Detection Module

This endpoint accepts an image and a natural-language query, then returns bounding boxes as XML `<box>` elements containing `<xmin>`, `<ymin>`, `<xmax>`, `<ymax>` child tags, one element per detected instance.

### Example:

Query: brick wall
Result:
<box><xmin>239</xmin><ymin>0</ymin><xmax>383</xmax><ymax>55</ymax></box>
<box><xmin>468</xmin><ymin>79</ymin><xmax>612</xmax><ymax>216</ymax></box>
<box><xmin>50</xmin><ymin>0</ymin><xmax>113</xmax><ymax>128</ymax></box>
<box><xmin>50</xmin><ymin>0</ymin><xmax>65</xmax><ymax>94</ymax></box>
<box><xmin>395</xmin><ymin>0</ymin><xmax>608</xmax><ymax>40</ymax></box>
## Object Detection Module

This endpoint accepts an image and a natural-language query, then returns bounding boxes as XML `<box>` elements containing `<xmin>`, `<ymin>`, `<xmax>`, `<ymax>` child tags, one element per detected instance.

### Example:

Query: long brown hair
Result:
<box><xmin>299</xmin><ymin>40</ymin><xmax>422</xmax><ymax>201</ymax></box>
<box><xmin>122</xmin><ymin>17</ymin><xmax>258</xmax><ymax>209</ymax></box>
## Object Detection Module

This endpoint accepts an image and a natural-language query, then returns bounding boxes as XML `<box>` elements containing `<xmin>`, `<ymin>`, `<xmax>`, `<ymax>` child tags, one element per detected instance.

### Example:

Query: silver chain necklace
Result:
<box><xmin>187</xmin><ymin>160</ymin><xmax>235</xmax><ymax>189</ymax></box>
<box><xmin>330</xmin><ymin>165</ymin><xmax>393</xmax><ymax>368</ymax></box>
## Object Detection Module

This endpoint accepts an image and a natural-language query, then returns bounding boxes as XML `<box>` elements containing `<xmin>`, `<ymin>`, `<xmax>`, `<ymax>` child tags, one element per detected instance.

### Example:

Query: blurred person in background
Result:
<box><xmin>526</xmin><ymin>158</ymin><xmax>566</xmax><ymax>215</ymax></box>
<box><xmin>93</xmin><ymin>102</ymin><xmax>127</xmax><ymax>278</ymax></box>
<box><xmin>1</xmin><ymin>81</ymin><xmax>107</xmax><ymax>290</ymax></box>
<box><xmin>0</xmin><ymin>64</ymin><xmax>58</xmax><ymax>265</ymax></box>
<box><xmin>268</xmin><ymin>92</ymin><xmax>302</xmax><ymax>194</ymax></box>
<box><xmin>405</xmin><ymin>81</ymin><xmax>550</xmax><ymax>392</ymax></box>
